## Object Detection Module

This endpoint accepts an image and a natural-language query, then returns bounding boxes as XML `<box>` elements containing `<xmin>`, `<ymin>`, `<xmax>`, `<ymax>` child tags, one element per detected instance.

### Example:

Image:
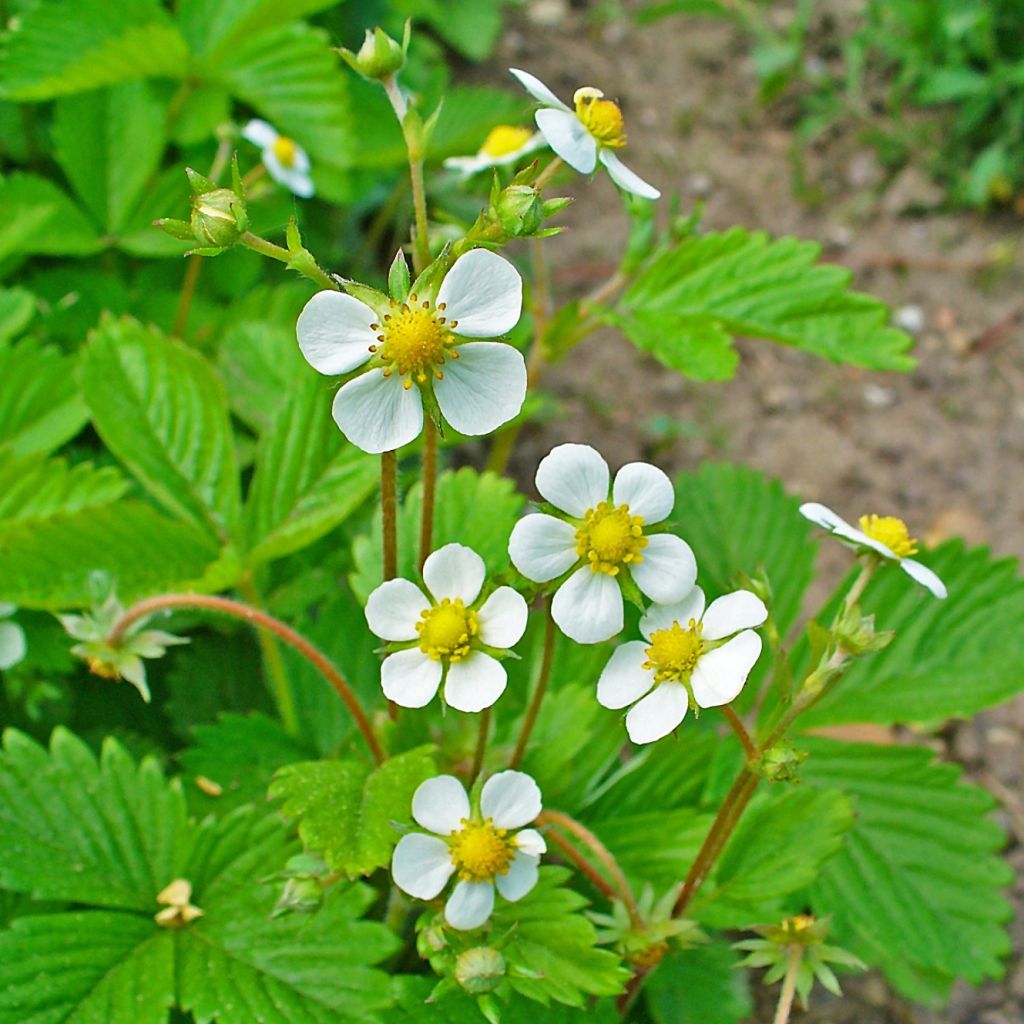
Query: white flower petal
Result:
<box><xmin>701</xmin><ymin>591</ymin><xmax>768</xmax><ymax>641</ymax></box>
<box><xmin>535</xmin><ymin>443</ymin><xmax>609</xmax><ymax>516</ymax></box>
<box><xmin>436</xmin><ymin>249</ymin><xmax>523</xmax><ymax>338</ymax></box>
<box><xmin>598</xmin><ymin>149</ymin><xmax>660</xmax><ymax>200</ymax></box>
<box><xmin>514</xmin><ymin>828</ymin><xmax>547</xmax><ymax>857</ymax></box>
<box><xmin>289</xmin><ymin>144</ymin><xmax>311</xmax><ymax>174</ymax></box>
<box><xmin>412</xmin><ymin>775</ymin><xmax>470</xmax><ymax>835</ymax></box>
<box><xmin>242</xmin><ymin>118</ymin><xmax>278</xmax><ymax>147</ymax></box>
<box><xmin>0</xmin><ymin>622</ymin><xmax>26</xmax><ymax>671</ymax></box>
<box><xmin>508</xmin><ymin>514</ymin><xmax>578</xmax><ymax>582</ymax></box>
<box><xmin>639</xmin><ymin>588</ymin><xmax>706</xmax><ymax>639</ymax></box>
<box><xmin>477</xmin><ymin>587</ymin><xmax>528</xmax><ymax>648</ymax></box>
<box><xmin>508</xmin><ymin>68</ymin><xmax>570</xmax><ymax>111</ymax></box>
<box><xmin>625</xmin><ymin>682</ymin><xmax>688</xmax><ymax>744</ymax></box>
<box><xmin>630</xmin><ymin>534</ymin><xmax>698</xmax><ymax>604</ymax></box>
<box><xmin>596</xmin><ymin>641</ymin><xmax>655</xmax><ymax>709</ymax></box>
<box><xmin>551</xmin><ymin>567</ymin><xmax>622</xmax><ymax>643</ymax></box>
<box><xmin>332</xmin><ymin>369</ymin><xmax>424</xmax><ymax>454</ymax></box>
<box><xmin>901</xmin><ymin>558</ymin><xmax>948</xmax><ymax>599</ymax></box>
<box><xmin>612</xmin><ymin>462</ymin><xmax>675</xmax><ymax>524</ymax></box>
<box><xmin>445</xmin><ymin>880</ymin><xmax>494</xmax><ymax>930</ymax></box>
<box><xmin>381</xmin><ymin>648</ymin><xmax>442</xmax><ymax>708</ymax></box>
<box><xmin>830</xmin><ymin>521</ymin><xmax>896</xmax><ymax>559</ymax></box>
<box><xmin>364</xmin><ymin>578</ymin><xmax>430</xmax><ymax>641</ymax></box>
<box><xmin>435</xmin><ymin>342</ymin><xmax>527</xmax><ymax>435</ymax></box>
<box><xmin>495</xmin><ymin>852</ymin><xmax>539</xmax><ymax>901</ymax></box>
<box><xmin>481</xmin><ymin>770</ymin><xmax>543</xmax><ymax>829</ymax></box>
<box><xmin>444</xmin><ymin>653</ymin><xmax>507</xmax><ymax>713</ymax></box>
<box><xmin>799</xmin><ymin>502</ymin><xmax>849</xmax><ymax>532</ymax></box>
<box><xmin>392</xmin><ymin>833</ymin><xmax>455</xmax><ymax>899</ymax></box>
<box><xmin>296</xmin><ymin>292</ymin><xmax>377</xmax><ymax>376</ymax></box>
<box><xmin>535</xmin><ymin>108</ymin><xmax>598</xmax><ymax>173</ymax></box>
<box><xmin>277</xmin><ymin>166</ymin><xmax>315</xmax><ymax>198</ymax></box>
<box><xmin>691</xmin><ymin>631</ymin><xmax>762</xmax><ymax>708</ymax></box>
<box><xmin>423</xmin><ymin>543</ymin><xmax>486</xmax><ymax>604</ymax></box>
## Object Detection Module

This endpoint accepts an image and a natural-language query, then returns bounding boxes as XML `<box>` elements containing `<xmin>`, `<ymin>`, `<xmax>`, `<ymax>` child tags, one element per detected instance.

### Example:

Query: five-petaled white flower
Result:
<box><xmin>508</xmin><ymin>443</ymin><xmax>697</xmax><ymax>644</ymax></box>
<box><xmin>509</xmin><ymin>68</ymin><xmax>659</xmax><ymax>200</ymax></box>
<box><xmin>296</xmin><ymin>248</ymin><xmax>526</xmax><ymax>454</ymax></box>
<box><xmin>392</xmin><ymin>771</ymin><xmax>546</xmax><ymax>931</ymax></box>
<box><xmin>444</xmin><ymin>125</ymin><xmax>547</xmax><ymax>177</ymax></box>
<box><xmin>597</xmin><ymin>587</ymin><xmax>768</xmax><ymax>744</ymax></box>
<box><xmin>799</xmin><ymin>503</ymin><xmax>946</xmax><ymax>599</ymax></box>
<box><xmin>241</xmin><ymin>119</ymin><xmax>314</xmax><ymax>198</ymax></box>
<box><xmin>365</xmin><ymin>543</ymin><xmax>528</xmax><ymax>712</ymax></box>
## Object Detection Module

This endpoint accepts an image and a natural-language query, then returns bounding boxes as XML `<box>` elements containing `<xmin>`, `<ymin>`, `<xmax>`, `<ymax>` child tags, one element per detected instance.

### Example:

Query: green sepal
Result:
<box><xmin>410</xmin><ymin>242</ymin><xmax>456</xmax><ymax>300</ymax></box>
<box><xmin>185</xmin><ymin>167</ymin><xmax>217</xmax><ymax>195</ymax></box>
<box><xmin>154</xmin><ymin>217</ymin><xmax>195</xmax><ymax>241</ymax></box>
<box><xmin>389</xmin><ymin>249</ymin><xmax>411</xmax><ymax>301</ymax></box>
<box><xmin>421</xmin><ymin>99</ymin><xmax>444</xmax><ymax>151</ymax></box>
<box><xmin>184</xmin><ymin>245</ymin><xmax>228</xmax><ymax>257</ymax></box>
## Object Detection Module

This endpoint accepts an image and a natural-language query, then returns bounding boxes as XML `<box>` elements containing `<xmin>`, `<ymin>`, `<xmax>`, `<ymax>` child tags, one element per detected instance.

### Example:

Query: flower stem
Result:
<box><xmin>510</xmin><ymin>603</ymin><xmax>556</xmax><ymax>769</ymax></box>
<box><xmin>381</xmin><ymin>451</ymin><xmax>399</xmax><ymax>582</ymax></box>
<box><xmin>418</xmin><ymin>422</ymin><xmax>437</xmax><ymax>571</ymax></box>
<box><xmin>470</xmin><ymin>706</ymin><xmax>491</xmax><ymax>782</ymax></box>
<box><xmin>172</xmin><ymin>255</ymin><xmax>203</xmax><ymax>339</ymax></box>
<box><xmin>108</xmin><ymin>594</ymin><xmax>385</xmax><ymax>764</ymax></box>
<box><xmin>722</xmin><ymin>705</ymin><xmax>758</xmax><ymax>761</ymax></box>
<box><xmin>773</xmin><ymin>945</ymin><xmax>804</xmax><ymax>1024</ymax></box>
<box><xmin>408</xmin><ymin>155</ymin><xmax>431</xmax><ymax>274</ymax></box>
<box><xmin>544</xmin><ymin>827</ymin><xmax>617</xmax><ymax>901</ymax></box>
<box><xmin>533</xmin><ymin>156</ymin><xmax>564</xmax><ymax>191</ymax></box>
<box><xmin>239</xmin><ymin>231</ymin><xmax>339</xmax><ymax>292</ymax></box>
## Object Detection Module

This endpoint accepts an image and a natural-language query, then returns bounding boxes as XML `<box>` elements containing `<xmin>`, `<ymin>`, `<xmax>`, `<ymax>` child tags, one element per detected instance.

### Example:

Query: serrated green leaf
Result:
<box><xmin>243</xmin><ymin>375</ymin><xmax>380</xmax><ymax>566</ymax></box>
<box><xmin>802</xmin><ymin>738</ymin><xmax>1012</xmax><ymax>1003</ymax></box>
<box><xmin>615</xmin><ymin>228</ymin><xmax>914</xmax><ymax>373</ymax></box>
<box><xmin>80</xmin><ymin>316</ymin><xmax>240</xmax><ymax>540</ymax></box>
<box><xmin>0</xmin><ymin>173</ymin><xmax>103</xmax><ymax>261</ymax></box>
<box><xmin>798</xmin><ymin>541</ymin><xmax>1024</xmax><ymax>727</ymax></box>
<box><xmin>418</xmin><ymin>0</ymin><xmax>506</xmax><ymax>61</ymax></box>
<box><xmin>0</xmin><ymin>286</ymin><xmax>35</xmax><ymax>341</ymax></box>
<box><xmin>0</xmin><ymin>728</ymin><xmax>190</xmax><ymax>910</ymax></box>
<box><xmin>0</xmin><ymin>0</ymin><xmax>189</xmax><ymax>100</ymax></box>
<box><xmin>0</xmin><ymin>339</ymin><xmax>87</xmax><ymax>456</ymax></box>
<box><xmin>0</xmin><ymin>911</ymin><xmax>175</xmax><ymax>1024</ymax></box>
<box><xmin>271</xmin><ymin>747</ymin><xmax>436</xmax><ymax>877</ymax></box>
<box><xmin>645</xmin><ymin>942</ymin><xmax>753</xmax><ymax>1024</ymax></box>
<box><xmin>177</xmin><ymin>0</ymin><xmax>339</xmax><ymax>59</ymax></box>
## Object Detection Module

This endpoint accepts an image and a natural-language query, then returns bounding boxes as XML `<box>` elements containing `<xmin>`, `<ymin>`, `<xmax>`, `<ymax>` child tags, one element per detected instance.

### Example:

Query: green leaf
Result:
<box><xmin>351</xmin><ymin>468</ymin><xmax>524</xmax><ymax>603</ymax></box>
<box><xmin>615</xmin><ymin>228</ymin><xmax>914</xmax><ymax>374</ymax></box>
<box><xmin>798</xmin><ymin>541</ymin><xmax>1024</xmax><ymax>726</ymax></box>
<box><xmin>645</xmin><ymin>942</ymin><xmax>753</xmax><ymax>1024</ymax></box>
<box><xmin>802</xmin><ymin>738</ymin><xmax>1012</xmax><ymax>1003</ymax></box>
<box><xmin>177</xmin><ymin>0</ymin><xmax>339</xmax><ymax>59</ymax></box>
<box><xmin>0</xmin><ymin>448</ymin><xmax>127</xmax><ymax>524</ymax></box>
<box><xmin>417</xmin><ymin>0</ymin><xmax>506</xmax><ymax>61</ymax></box>
<box><xmin>0</xmin><ymin>173</ymin><xmax>103</xmax><ymax>260</ymax></box>
<box><xmin>271</xmin><ymin>747</ymin><xmax>436</xmax><ymax>877</ymax></box>
<box><xmin>0</xmin><ymin>286</ymin><xmax>35</xmax><ymax>341</ymax></box>
<box><xmin>0</xmin><ymin>911</ymin><xmax>175</xmax><ymax>1024</ymax></box>
<box><xmin>52</xmin><ymin>81</ymin><xmax>167</xmax><ymax>234</ymax></box>
<box><xmin>0</xmin><ymin>0</ymin><xmax>189</xmax><ymax>100</ymax></box>
<box><xmin>243</xmin><ymin>375</ymin><xmax>380</xmax><ymax>566</ymax></box>
<box><xmin>80</xmin><ymin>316</ymin><xmax>241</xmax><ymax>540</ymax></box>
<box><xmin>0</xmin><ymin>728</ymin><xmax>190</xmax><ymax>910</ymax></box>
<box><xmin>0</xmin><ymin>338</ymin><xmax>88</xmax><ymax>456</ymax></box>
<box><xmin>426</xmin><ymin>87</ymin><xmax>528</xmax><ymax>161</ymax></box>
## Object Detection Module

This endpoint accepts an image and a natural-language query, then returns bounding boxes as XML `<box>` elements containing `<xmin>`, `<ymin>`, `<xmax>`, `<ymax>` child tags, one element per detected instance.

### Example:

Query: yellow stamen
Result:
<box><xmin>858</xmin><ymin>514</ymin><xmax>918</xmax><ymax>558</ymax></box>
<box><xmin>574</xmin><ymin>501</ymin><xmax>647</xmax><ymax>575</ymax></box>
<box><xmin>271</xmin><ymin>135</ymin><xmax>299</xmax><ymax>169</ymax></box>
<box><xmin>480</xmin><ymin>124</ymin><xmax>533</xmax><ymax>158</ymax></box>
<box><xmin>377</xmin><ymin>302</ymin><xmax>456</xmax><ymax>386</ymax></box>
<box><xmin>154</xmin><ymin>878</ymin><xmax>203</xmax><ymax>928</ymax></box>
<box><xmin>449</xmin><ymin>819</ymin><xmax>514</xmax><ymax>882</ymax></box>
<box><xmin>417</xmin><ymin>598</ymin><xmax>479</xmax><ymax>662</ymax></box>
<box><xmin>573</xmin><ymin>87</ymin><xmax>627</xmax><ymax>148</ymax></box>
<box><xmin>642</xmin><ymin>620</ymin><xmax>703</xmax><ymax>683</ymax></box>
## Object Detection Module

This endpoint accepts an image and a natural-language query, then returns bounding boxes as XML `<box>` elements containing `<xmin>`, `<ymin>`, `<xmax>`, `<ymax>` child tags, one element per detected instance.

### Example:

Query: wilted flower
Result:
<box><xmin>391</xmin><ymin>771</ymin><xmax>546</xmax><ymax>930</ymax></box>
<box><xmin>597</xmin><ymin>586</ymin><xmax>767</xmax><ymax>744</ymax></box>
<box><xmin>509</xmin><ymin>68</ymin><xmax>660</xmax><ymax>199</ymax></box>
<box><xmin>154</xmin><ymin>879</ymin><xmax>203</xmax><ymax>929</ymax></box>
<box><xmin>242</xmin><ymin>119</ymin><xmax>314</xmax><ymax>198</ymax></box>
<box><xmin>444</xmin><ymin>125</ymin><xmax>546</xmax><ymax>177</ymax></box>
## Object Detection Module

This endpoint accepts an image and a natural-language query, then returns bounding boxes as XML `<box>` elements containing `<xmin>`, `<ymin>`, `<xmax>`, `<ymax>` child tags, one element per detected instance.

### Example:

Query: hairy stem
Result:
<box><xmin>470</xmin><ymin>706</ymin><xmax>491</xmax><ymax>783</ymax></box>
<box><xmin>109</xmin><ymin>594</ymin><xmax>384</xmax><ymax>763</ymax></box>
<box><xmin>722</xmin><ymin>705</ymin><xmax>758</xmax><ymax>761</ymax></box>
<box><xmin>544</xmin><ymin>828</ymin><xmax>617</xmax><ymax>902</ymax></box>
<box><xmin>419</xmin><ymin>422</ymin><xmax>437</xmax><ymax>571</ymax></box>
<box><xmin>239</xmin><ymin>232</ymin><xmax>339</xmax><ymax>291</ymax></box>
<box><xmin>773</xmin><ymin>946</ymin><xmax>804</xmax><ymax>1024</ymax></box>
<box><xmin>172</xmin><ymin>255</ymin><xmax>203</xmax><ymax>339</ymax></box>
<box><xmin>533</xmin><ymin>156</ymin><xmax>564</xmax><ymax>191</ymax></box>
<box><xmin>510</xmin><ymin>604</ymin><xmax>556</xmax><ymax>769</ymax></box>
<box><xmin>408</xmin><ymin>154</ymin><xmax>431</xmax><ymax>274</ymax></box>
<box><xmin>381</xmin><ymin>451</ymin><xmax>399</xmax><ymax>581</ymax></box>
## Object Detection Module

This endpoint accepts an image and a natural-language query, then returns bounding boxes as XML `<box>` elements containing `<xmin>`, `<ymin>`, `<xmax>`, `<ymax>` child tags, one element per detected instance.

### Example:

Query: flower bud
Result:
<box><xmin>272</xmin><ymin>876</ymin><xmax>324</xmax><ymax>917</ymax></box>
<box><xmin>454</xmin><ymin>947</ymin><xmax>506</xmax><ymax>995</ymax></box>
<box><xmin>190</xmin><ymin>187</ymin><xmax>248</xmax><ymax>249</ymax></box>
<box><xmin>339</xmin><ymin>25</ymin><xmax>407</xmax><ymax>81</ymax></box>
<box><xmin>494</xmin><ymin>184</ymin><xmax>546</xmax><ymax>237</ymax></box>
<box><xmin>756</xmin><ymin>741</ymin><xmax>807</xmax><ymax>783</ymax></box>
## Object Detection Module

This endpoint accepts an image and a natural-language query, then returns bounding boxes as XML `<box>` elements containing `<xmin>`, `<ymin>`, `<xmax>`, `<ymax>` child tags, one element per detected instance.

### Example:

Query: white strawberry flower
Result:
<box><xmin>392</xmin><ymin>771</ymin><xmax>546</xmax><ymax>931</ymax></box>
<box><xmin>509</xmin><ymin>68</ymin><xmax>660</xmax><ymax>200</ymax></box>
<box><xmin>365</xmin><ymin>543</ymin><xmax>528</xmax><ymax>712</ymax></box>
<box><xmin>296</xmin><ymin>248</ymin><xmax>526</xmax><ymax>453</ymax></box>
<box><xmin>799</xmin><ymin>503</ymin><xmax>947</xmax><ymax>599</ymax></box>
<box><xmin>444</xmin><ymin>124</ymin><xmax>546</xmax><ymax>177</ymax></box>
<box><xmin>241</xmin><ymin>119</ymin><xmax>314</xmax><ymax>198</ymax></box>
<box><xmin>508</xmin><ymin>443</ymin><xmax>697</xmax><ymax>644</ymax></box>
<box><xmin>597</xmin><ymin>587</ymin><xmax>768</xmax><ymax>744</ymax></box>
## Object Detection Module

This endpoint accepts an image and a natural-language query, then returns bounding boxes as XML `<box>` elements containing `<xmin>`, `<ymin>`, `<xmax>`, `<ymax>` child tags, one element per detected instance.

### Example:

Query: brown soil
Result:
<box><xmin>484</xmin><ymin>1</ymin><xmax>1024</xmax><ymax>1020</ymax></box>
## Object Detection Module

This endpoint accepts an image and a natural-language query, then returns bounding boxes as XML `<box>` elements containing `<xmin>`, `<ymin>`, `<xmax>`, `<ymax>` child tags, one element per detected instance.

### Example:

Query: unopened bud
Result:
<box><xmin>339</xmin><ymin>25</ymin><xmax>407</xmax><ymax>81</ymax></box>
<box><xmin>756</xmin><ymin>741</ymin><xmax>807</xmax><ymax>783</ymax></box>
<box><xmin>454</xmin><ymin>947</ymin><xmax>505</xmax><ymax>995</ymax></box>
<box><xmin>191</xmin><ymin>188</ymin><xmax>248</xmax><ymax>248</ymax></box>
<box><xmin>272</xmin><ymin>876</ymin><xmax>323</xmax><ymax>917</ymax></box>
<box><xmin>494</xmin><ymin>184</ymin><xmax>545</xmax><ymax>237</ymax></box>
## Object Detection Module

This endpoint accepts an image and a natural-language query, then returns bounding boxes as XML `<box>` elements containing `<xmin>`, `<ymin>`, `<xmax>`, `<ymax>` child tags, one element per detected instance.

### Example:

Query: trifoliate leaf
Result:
<box><xmin>0</xmin><ymin>173</ymin><xmax>103</xmax><ymax>260</ymax></box>
<box><xmin>0</xmin><ymin>286</ymin><xmax>35</xmax><ymax>342</ymax></box>
<box><xmin>645</xmin><ymin>941</ymin><xmax>753</xmax><ymax>1024</ymax></box>
<box><xmin>270</xmin><ymin>746</ymin><xmax>436</xmax><ymax>877</ymax></box>
<box><xmin>802</xmin><ymin>738</ymin><xmax>1012</xmax><ymax>1004</ymax></box>
<box><xmin>611</xmin><ymin>227</ymin><xmax>914</xmax><ymax>374</ymax></box>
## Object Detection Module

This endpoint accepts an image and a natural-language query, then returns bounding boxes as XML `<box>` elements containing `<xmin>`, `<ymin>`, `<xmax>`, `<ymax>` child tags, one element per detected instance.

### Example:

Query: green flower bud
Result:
<box><xmin>191</xmin><ymin>187</ymin><xmax>248</xmax><ymax>249</ymax></box>
<box><xmin>272</xmin><ymin>876</ymin><xmax>324</xmax><ymax>917</ymax></box>
<box><xmin>454</xmin><ymin>947</ymin><xmax>505</xmax><ymax>995</ymax></box>
<box><xmin>339</xmin><ymin>25</ymin><xmax>408</xmax><ymax>81</ymax></box>
<box><xmin>494</xmin><ymin>184</ymin><xmax>546</xmax><ymax>237</ymax></box>
<box><xmin>756</xmin><ymin>741</ymin><xmax>807</xmax><ymax>783</ymax></box>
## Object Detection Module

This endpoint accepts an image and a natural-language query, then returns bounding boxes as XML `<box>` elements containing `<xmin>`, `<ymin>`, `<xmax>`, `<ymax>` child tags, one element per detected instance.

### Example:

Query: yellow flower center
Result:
<box><xmin>372</xmin><ymin>295</ymin><xmax>460</xmax><ymax>389</ymax></box>
<box><xmin>86</xmin><ymin>656</ymin><xmax>120</xmax><ymax>680</ymax></box>
<box><xmin>417</xmin><ymin>598</ymin><xmax>479</xmax><ymax>662</ymax></box>
<box><xmin>858</xmin><ymin>514</ymin><xmax>918</xmax><ymax>558</ymax></box>
<box><xmin>449</xmin><ymin>820</ymin><xmax>514</xmax><ymax>882</ymax></box>
<box><xmin>271</xmin><ymin>135</ymin><xmax>299</xmax><ymax>169</ymax></box>
<box><xmin>573</xmin><ymin>87</ymin><xmax>627</xmax><ymax>148</ymax></box>
<box><xmin>575</xmin><ymin>501</ymin><xmax>647</xmax><ymax>575</ymax></box>
<box><xmin>481</xmin><ymin>125</ymin><xmax>533</xmax><ymax>158</ymax></box>
<box><xmin>643</xmin><ymin>620</ymin><xmax>703</xmax><ymax>683</ymax></box>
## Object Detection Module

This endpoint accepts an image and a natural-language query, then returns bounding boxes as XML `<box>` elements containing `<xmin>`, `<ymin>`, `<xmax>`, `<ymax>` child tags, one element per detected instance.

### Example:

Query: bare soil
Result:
<box><xmin>484</xmin><ymin>1</ymin><xmax>1024</xmax><ymax>1020</ymax></box>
